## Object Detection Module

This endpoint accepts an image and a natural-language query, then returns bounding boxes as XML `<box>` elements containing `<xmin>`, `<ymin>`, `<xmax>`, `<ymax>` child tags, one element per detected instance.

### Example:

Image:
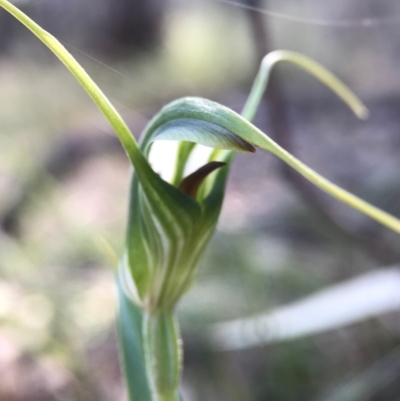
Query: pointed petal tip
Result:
<box><xmin>179</xmin><ymin>161</ymin><xmax>227</xmax><ymax>199</ymax></box>
<box><xmin>247</xmin><ymin>143</ymin><xmax>257</xmax><ymax>153</ymax></box>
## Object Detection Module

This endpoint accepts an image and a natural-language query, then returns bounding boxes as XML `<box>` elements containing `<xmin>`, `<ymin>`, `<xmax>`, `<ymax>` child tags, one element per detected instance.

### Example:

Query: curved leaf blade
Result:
<box><xmin>0</xmin><ymin>0</ymin><xmax>143</xmax><ymax>169</ymax></box>
<box><xmin>145</xmin><ymin>97</ymin><xmax>400</xmax><ymax>234</ymax></box>
<box><xmin>0</xmin><ymin>0</ymin><xmax>204</xmax><ymax>238</ymax></box>
<box><xmin>242</xmin><ymin>50</ymin><xmax>369</xmax><ymax>122</ymax></box>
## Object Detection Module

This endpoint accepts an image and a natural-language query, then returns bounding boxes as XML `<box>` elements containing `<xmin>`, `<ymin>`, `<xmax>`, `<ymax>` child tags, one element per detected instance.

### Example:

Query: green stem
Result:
<box><xmin>143</xmin><ymin>312</ymin><xmax>182</xmax><ymax>401</ymax></box>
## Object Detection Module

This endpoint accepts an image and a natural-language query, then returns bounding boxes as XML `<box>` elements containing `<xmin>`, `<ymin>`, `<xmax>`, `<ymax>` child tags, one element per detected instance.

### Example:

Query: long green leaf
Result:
<box><xmin>0</xmin><ymin>0</ymin><xmax>202</xmax><ymax>237</ymax></box>
<box><xmin>141</xmin><ymin>97</ymin><xmax>400</xmax><ymax>233</ymax></box>
<box><xmin>242</xmin><ymin>50</ymin><xmax>368</xmax><ymax>122</ymax></box>
<box><xmin>0</xmin><ymin>0</ymin><xmax>142</xmax><ymax>168</ymax></box>
<box><xmin>117</xmin><ymin>275</ymin><xmax>152</xmax><ymax>401</ymax></box>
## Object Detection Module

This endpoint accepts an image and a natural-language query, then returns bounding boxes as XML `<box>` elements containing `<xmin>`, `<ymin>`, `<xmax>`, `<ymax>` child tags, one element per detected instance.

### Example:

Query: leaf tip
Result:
<box><xmin>357</xmin><ymin>106</ymin><xmax>369</xmax><ymax>120</ymax></box>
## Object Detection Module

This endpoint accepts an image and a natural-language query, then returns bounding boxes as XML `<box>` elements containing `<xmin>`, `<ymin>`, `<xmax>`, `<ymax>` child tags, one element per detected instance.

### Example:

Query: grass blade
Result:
<box><xmin>242</xmin><ymin>50</ymin><xmax>368</xmax><ymax>122</ymax></box>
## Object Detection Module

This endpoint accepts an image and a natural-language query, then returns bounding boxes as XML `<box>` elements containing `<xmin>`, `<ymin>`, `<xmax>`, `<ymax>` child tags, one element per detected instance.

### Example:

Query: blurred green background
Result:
<box><xmin>1</xmin><ymin>0</ymin><xmax>400</xmax><ymax>400</ymax></box>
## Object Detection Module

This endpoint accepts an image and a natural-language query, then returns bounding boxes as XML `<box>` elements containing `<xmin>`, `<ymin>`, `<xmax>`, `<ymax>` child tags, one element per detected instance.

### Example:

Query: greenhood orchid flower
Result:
<box><xmin>119</xmin><ymin>98</ymin><xmax>256</xmax><ymax>314</ymax></box>
<box><xmin>1</xmin><ymin>1</ymin><xmax>400</xmax><ymax>401</ymax></box>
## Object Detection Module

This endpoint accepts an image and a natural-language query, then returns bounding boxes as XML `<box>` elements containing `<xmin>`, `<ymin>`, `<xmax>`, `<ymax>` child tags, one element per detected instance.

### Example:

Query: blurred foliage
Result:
<box><xmin>1</xmin><ymin>0</ymin><xmax>400</xmax><ymax>401</ymax></box>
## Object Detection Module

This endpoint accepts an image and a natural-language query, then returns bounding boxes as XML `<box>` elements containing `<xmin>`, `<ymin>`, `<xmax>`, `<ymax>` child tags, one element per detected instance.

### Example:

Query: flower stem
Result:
<box><xmin>143</xmin><ymin>311</ymin><xmax>182</xmax><ymax>401</ymax></box>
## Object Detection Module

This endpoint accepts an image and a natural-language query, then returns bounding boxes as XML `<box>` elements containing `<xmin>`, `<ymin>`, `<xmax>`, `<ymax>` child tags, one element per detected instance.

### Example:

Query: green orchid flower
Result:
<box><xmin>1</xmin><ymin>1</ymin><xmax>399</xmax><ymax>401</ymax></box>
